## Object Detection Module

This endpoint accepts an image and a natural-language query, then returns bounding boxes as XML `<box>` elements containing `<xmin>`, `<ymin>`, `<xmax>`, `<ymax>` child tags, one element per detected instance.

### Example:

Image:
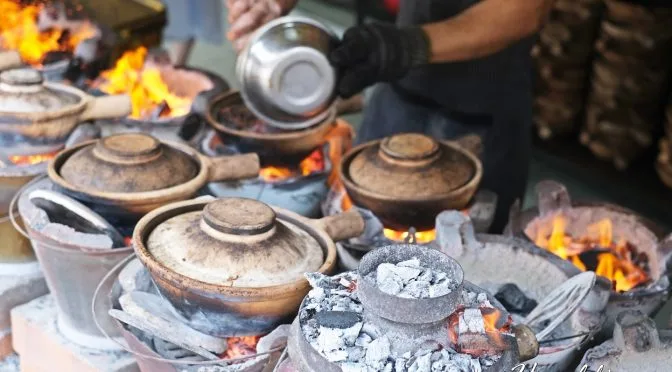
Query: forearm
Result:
<box><xmin>422</xmin><ymin>0</ymin><xmax>554</xmax><ymax>63</ymax></box>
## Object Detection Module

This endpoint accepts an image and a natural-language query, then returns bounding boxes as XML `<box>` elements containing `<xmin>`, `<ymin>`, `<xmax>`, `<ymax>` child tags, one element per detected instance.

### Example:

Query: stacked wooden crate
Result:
<box><xmin>580</xmin><ymin>0</ymin><xmax>672</xmax><ymax>170</ymax></box>
<box><xmin>533</xmin><ymin>0</ymin><xmax>604</xmax><ymax>140</ymax></box>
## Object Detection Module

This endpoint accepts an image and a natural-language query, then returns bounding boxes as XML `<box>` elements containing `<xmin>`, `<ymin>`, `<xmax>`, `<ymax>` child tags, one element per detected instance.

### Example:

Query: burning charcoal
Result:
<box><xmin>372</xmin><ymin>259</ymin><xmax>457</xmax><ymax>299</ymax></box>
<box><xmin>365</xmin><ymin>336</ymin><xmax>391</xmax><ymax>371</ymax></box>
<box><xmin>118</xmin><ymin>259</ymin><xmax>153</xmax><ymax>294</ymax></box>
<box><xmin>409</xmin><ymin>352</ymin><xmax>431</xmax><ymax>372</ymax></box>
<box><xmin>429</xmin><ymin>279</ymin><xmax>453</xmax><ymax>298</ymax></box>
<box><xmin>398</xmin><ymin>258</ymin><xmax>421</xmax><ymax>268</ymax></box>
<box><xmin>341</xmin><ymin>363</ymin><xmax>367</xmax><ymax>372</ymax></box>
<box><xmin>376</xmin><ymin>264</ymin><xmax>405</xmax><ymax>295</ymax></box>
<box><xmin>494</xmin><ymin>284</ymin><xmax>538</xmax><ymax>315</ymax></box>
<box><xmin>316</xmin><ymin>311</ymin><xmax>362</xmax><ymax>330</ymax></box>
<box><xmin>399</xmin><ymin>281</ymin><xmax>430</xmax><ymax>299</ymax></box>
<box><xmin>315</xmin><ymin>327</ymin><xmax>348</xmax><ymax>362</ymax></box>
<box><xmin>578</xmin><ymin>249</ymin><xmax>610</xmax><ymax>271</ymax></box>
<box><xmin>459</xmin><ymin>309</ymin><xmax>486</xmax><ymax>335</ymax></box>
<box><xmin>305</xmin><ymin>272</ymin><xmax>340</xmax><ymax>290</ymax></box>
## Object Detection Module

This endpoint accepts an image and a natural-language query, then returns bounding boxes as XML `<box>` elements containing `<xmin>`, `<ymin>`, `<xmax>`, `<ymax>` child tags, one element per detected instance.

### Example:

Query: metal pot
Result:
<box><xmin>47</xmin><ymin>133</ymin><xmax>260</xmax><ymax>220</ymax></box>
<box><xmin>340</xmin><ymin>133</ymin><xmax>483</xmax><ymax>230</ymax></box>
<box><xmin>133</xmin><ymin>197</ymin><xmax>365</xmax><ymax>337</ymax></box>
<box><xmin>205</xmin><ymin>91</ymin><xmax>337</xmax><ymax>159</ymax></box>
<box><xmin>237</xmin><ymin>16</ymin><xmax>339</xmax><ymax>130</ymax></box>
<box><xmin>0</xmin><ymin>68</ymin><xmax>132</xmax><ymax>144</ymax></box>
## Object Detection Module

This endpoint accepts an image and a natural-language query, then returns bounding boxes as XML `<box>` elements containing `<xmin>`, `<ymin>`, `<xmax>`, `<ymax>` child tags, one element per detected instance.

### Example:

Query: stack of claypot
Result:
<box><xmin>132</xmin><ymin>196</ymin><xmax>365</xmax><ymax>336</ymax></box>
<box><xmin>15</xmin><ymin>133</ymin><xmax>260</xmax><ymax>349</ymax></box>
<box><xmin>533</xmin><ymin>0</ymin><xmax>604</xmax><ymax>140</ymax></box>
<box><xmin>656</xmin><ymin>98</ymin><xmax>672</xmax><ymax>189</ymax></box>
<box><xmin>581</xmin><ymin>0</ymin><xmax>672</xmax><ymax>170</ymax></box>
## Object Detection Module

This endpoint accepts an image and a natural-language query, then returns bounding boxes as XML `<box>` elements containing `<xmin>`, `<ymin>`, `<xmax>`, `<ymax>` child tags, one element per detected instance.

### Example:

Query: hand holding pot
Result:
<box><xmin>226</xmin><ymin>0</ymin><xmax>298</xmax><ymax>51</ymax></box>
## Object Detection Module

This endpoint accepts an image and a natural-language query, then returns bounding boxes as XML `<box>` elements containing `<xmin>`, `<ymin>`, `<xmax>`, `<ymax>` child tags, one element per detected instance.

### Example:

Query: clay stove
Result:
<box><xmin>508</xmin><ymin>180</ymin><xmax>672</xmax><ymax>334</ymax></box>
<box><xmin>101</xmin><ymin>257</ymin><xmax>287</xmax><ymax>372</ymax></box>
<box><xmin>93</xmin><ymin>47</ymin><xmax>229</xmax><ymax>145</ymax></box>
<box><xmin>436</xmin><ymin>211</ymin><xmax>607</xmax><ymax>372</ymax></box>
<box><xmin>285</xmin><ymin>244</ymin><xmax>537</xmax><ymax>372</ymax></box>
<box><xmin>578</xmin><ymin>310</ymin><xmax>672</xmax><ymax>371</ymax></box>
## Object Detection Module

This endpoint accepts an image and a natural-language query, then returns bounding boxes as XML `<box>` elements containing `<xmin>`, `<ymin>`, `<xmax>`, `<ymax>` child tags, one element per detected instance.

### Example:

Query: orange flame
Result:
<box><xmin>259</xmin><ymin>148</ymin><xmax>325</xmax><ymax>182</ymax></box>
<box><xmin>535</xmin><ymin>215</ymin><xmax>649</xmax><ymax>292</ymax></box>
<box><xmin>447</xmin><ymin>307</ymin><xmax>512</xmax><ymax>357</ymax></box>
<box><xmin>98</xmin><ymin>47</ymin><xmax>192</xmax><ymax>119</ymax></box>
<box><xmin>223</xmin><ymin>336</ymin><xmax>260</xmax><ymax>359</ymax></box>
<box><xmin>0</xmin><ymin>0</ymin><xmax>96</xmax><ymax>65</ymax></box>
<box><xmin>8</xmin><ymin>151</ymin><xmax>57</xmax><ymax>166</ymax></box>
<box><xmin>383</xmin><ymin>229</ymin><xmax>437</xmax><ymax>244</ymax></box>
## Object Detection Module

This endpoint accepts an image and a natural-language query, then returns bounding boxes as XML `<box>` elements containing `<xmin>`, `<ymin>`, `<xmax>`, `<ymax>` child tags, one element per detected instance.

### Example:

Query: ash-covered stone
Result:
<box><xmin>301</xmin><ymin>272</ymin><xmax>501</xmax><ymax>372</ymax></box>
<box><xmin>369</xmin><ymin>257</ymin><xmax>457</xmax><ymax>299</ymax></box>
<box><xmin>494</xmin><ymin>284</ymin><xmax>537</xmax><ymax>316</ymax></box>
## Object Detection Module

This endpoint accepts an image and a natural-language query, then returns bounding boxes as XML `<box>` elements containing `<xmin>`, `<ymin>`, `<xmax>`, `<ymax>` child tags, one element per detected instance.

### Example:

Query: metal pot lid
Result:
<box><xmin>346</xmin><ymin>133</ymin><xmax>477</xmax><ymax>198</ymax></box>
<box><xmin>0</xmin><ymin>68</ymin><xmax>80</xmax><ymax>113</ymax></box>
<box><xmin>145</xmin><ymin>198</ymin><xmax>325</xmax><ymax>287</ymax></box>
<box><xmin>57</xmin><ymin>133</ymin><xmax>199</xmax><ymax>193</ymax></box>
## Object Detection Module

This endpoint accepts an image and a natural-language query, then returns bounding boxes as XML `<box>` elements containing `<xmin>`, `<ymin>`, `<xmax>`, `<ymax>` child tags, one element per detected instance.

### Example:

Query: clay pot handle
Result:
<box><xmin>0</xmin><ymin>51</ymin><xmax>22</xmax><ymax>71</ymax></box>
<box><xmin>313</xmin><ymin>209</ymin><xmax>365</xmax><ymax>242</ymax></box>
<box><xmin>207</xmin><ymin>153</ymin><xmax>260</xmax><ymax>182</ymax></box>
<box><xmin>80</xmin><ymin>95</ymin><xmax>132</xmax><ymax>121</ymax></box>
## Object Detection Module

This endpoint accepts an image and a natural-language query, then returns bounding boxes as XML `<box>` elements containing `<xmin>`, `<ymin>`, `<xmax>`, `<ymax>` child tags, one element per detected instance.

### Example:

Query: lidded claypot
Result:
<box><xmin>0</xmin><ymin>67</ymin><xmax>132</xmax><ymax>143</ymax></box>
<box><xmin>48</xmin><ymin>133</ymin><xmax>260</xmax><ymax>219</ymax></box>
<box><xmin>341</xmin><ymin>133</ymin><xmax>483</xmax><ymax>230</ymax></box>
<box><xmin>133</xmin><ymin>196</ymin><xmax>365</xmax><ymax>336</ymax></box>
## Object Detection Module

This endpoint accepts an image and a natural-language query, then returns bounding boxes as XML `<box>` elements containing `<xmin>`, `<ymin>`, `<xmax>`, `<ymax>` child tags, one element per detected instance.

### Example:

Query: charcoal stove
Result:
<box><xmin>437</xmin><ymin>211</ymin><xmax>607</xmax><ymax>372</ymax></box>
<box><xmin>322</xmin><ymin>182</ymin><xmax>498</xmax><ymax>270</ymax></box>
<box><xmin>578</xmin><ymin>310</ymin><xmax>672</xmax><ymax>371</ymax></box>
<box><xmin>507</xmin><ymin>180</ymin><xmax>672</xmax><ymax>335</ymax></box>
<box><xmin>285</xmin><ymin>245</ymin><xmax>539</xmax><ymax>372</ymax></box>
<box><xmin>94</xmin><ymin>48</ymin><xmax>230</xmax><ymax>146</ymax></box>
<box><xmin>92</xmin><ymin>256</ymin><xmax>289</xmax><ymax>372</ymax></box>
<box><xmin>202</xmin><ymin>130</ymin><xmax>332</xmax><ymax>218</ymax></box>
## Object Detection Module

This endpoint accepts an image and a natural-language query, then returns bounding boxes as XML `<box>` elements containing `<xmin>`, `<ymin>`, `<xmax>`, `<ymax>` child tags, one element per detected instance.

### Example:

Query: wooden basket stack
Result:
<box><xmin>580</xmin><ymin>0</ymin><xmax>672</xmax><ymax>170</ymax></box>
<box><xmin>533</xmin><ymin>0</ymin><xmax>604</xmax><ymax>140</ymax></box>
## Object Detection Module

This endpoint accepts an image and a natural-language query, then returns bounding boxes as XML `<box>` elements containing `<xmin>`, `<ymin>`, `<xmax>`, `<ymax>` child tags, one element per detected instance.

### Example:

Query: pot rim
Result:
<box><xmin>340</xmin><ymin>138</ymin><xmax>483</xmax><ymax>203</ymax></box>
<box><xmin>133</xmin><ymin>198</ymin><xmax>338</xmax><ymax>299</ymax></box>
<box><xmin>204</xmin><ymin>90</ymin><xmax>337</xmax><ymax>142</ymax></box>
<box><xmin>0</xmin><ymin>81</ymin><xmax>88</xmax><ymax>121</ymax></box>
<box><xmin>47</xmin><ymin>138</ymin><xmax>211</xmax><ymax>206</ymax></box>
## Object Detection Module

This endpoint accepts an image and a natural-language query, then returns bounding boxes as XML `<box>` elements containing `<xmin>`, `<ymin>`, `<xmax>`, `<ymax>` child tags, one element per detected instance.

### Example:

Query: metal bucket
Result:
<box><xmin>11</xmin><ymin>176</ymin><xmax>132</xmax><ymax>350</ymax></box>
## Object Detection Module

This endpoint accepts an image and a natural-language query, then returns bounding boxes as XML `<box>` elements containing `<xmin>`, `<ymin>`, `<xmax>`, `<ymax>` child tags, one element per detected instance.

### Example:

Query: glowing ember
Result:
<box><xmin>7</xmin><ymin>151</ymin><xmax>57</xmax><ymax>166</ymax></box>
<box><xmin>535</xmin><ymin>216</ymin><xmax>650</xmax><ymax>292</ymax></box>
<box><xmin>222</xmin><ymin>336</ymin><xmax>260</xmax><ymax>359</ymax></box>
<box><xmin>98</xmin><ymin>46</ymin><xmax>192</xmax><ymax>120</ymax></box>
<box><xmin>383</xmin><ymin>228</ymin><xmax>436</xmax><ymax>244</ymax></box>
<box><xmin>448</xmin><ymin>306</ymin><xmax>512</xmax><ymax>357</ymax></box>
<box><xmin>259</xmin><ymin>148</ymin><xmax>325</xmax><ymax>182</ymax></box>
<box><xmin>0</xmin><ymin>0</ymin><xmax>96</xmax><ymax>65</ymax></box>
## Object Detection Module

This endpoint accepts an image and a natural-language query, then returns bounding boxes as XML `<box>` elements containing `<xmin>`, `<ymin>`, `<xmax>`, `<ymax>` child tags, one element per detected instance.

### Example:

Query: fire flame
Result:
<box><xmin>259</xmin><ymin>148</ymin><xmax>325</xmax><ymax>182</ymax></box>
<box><xmin>535</xmin><ymin>216</ymin><xmax>650</xmax><ymax>292</ymax></box>
<box><xmin>8</xmin><ymin>151</ymin><xmax>57</xmax><ymax>166</ymax></box>
<box><xmin>0</xmin><ymin>0</ymin><xmax>96</xmax><ymax>65</ymax></box>
<box><xmin>222</xmin><ymin>336</ymin><xmax>260</xmax><ymax>359</ymax></box>
<box><xmin>448</xmin><ymin>306</ymin><xmax>512</xmax><ymax>357</ymax></box>
<box><xmin>98</xmin><ymin>46</ymin><xmax>191</xmax><ymax>120</ymax></box>
<box><xmin>383</xmin><ymin>229</ymin><xmax>436</xmax><ymax>244</ymax></box>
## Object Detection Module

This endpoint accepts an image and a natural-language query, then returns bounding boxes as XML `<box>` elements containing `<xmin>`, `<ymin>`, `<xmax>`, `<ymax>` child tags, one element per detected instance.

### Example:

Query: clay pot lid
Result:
<box><xmin>56</xmin><ymin>133</ymin><xmax>199</xmax><ymax>193</ymax></box>
<box><xmin>0</xmin><ymin>68</ymin><xmax>80</xmax><ymax>113</ymax></box>
<box><xmin>345</xmin><ymin>133</ymin><xmax>477</xmax><ymax>199</ymax></box>
<box><xmin>145</xmin><ymin>198</ymin><xmax>325</xmax><ymax>287</ymax></box>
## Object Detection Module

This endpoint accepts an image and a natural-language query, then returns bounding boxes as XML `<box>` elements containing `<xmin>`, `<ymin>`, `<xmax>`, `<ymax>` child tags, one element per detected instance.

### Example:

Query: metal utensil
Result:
<box><xmin>237</xmin><ymin>16</ymin><xmax>338</xmax><ymax>130</ymax></box>
<box><xmin>28</xmin><ymin>189</ymin><xmax>125</xmax><ymax>247</ymax></box>
<box><xmin>524</xmin><ymin>272</ymin><xmax>596</xmax><ymax>341</ymax></box>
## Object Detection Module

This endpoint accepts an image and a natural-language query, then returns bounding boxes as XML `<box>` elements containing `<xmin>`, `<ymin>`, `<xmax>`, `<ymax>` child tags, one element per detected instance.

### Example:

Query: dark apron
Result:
<box><xmin>356</xmin><ymin>0</ymin><xmax>535</xmax><ymax>233</ymax></box>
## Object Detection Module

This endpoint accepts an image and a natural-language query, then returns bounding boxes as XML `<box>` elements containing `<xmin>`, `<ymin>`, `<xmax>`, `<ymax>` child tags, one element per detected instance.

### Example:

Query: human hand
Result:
<box><xmin>330</xmin><ymin>23</ymin><xmax>430</xmax><ymax>98</ymax></box>
<box><xmin>226</xmin><ymin>0</ymin><xmax>295</xmax><ymax>52</ymax></box>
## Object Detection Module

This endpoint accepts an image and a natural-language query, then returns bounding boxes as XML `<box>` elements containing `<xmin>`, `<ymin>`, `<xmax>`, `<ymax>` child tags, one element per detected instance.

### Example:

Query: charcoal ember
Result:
<box><xmin>217</xmin><ymin>104</ymin><xmax>283</xmax><ymax>134</ymax></box>
<box><xmin>365</xmin><ymin>336</ymin><xmax>391</xmax><ymax>370</ymax></box>
<box><xmin>370</xmin><ymin>257</ymin><xmax>458</xmax><ymax>299</ymax></box>
<box><xmin>305</xmin><ymin>272</ymin><xmax>341</xmax><ymax>290</ymax></box>
<box><xmin>459</xmin><ymin>309</ymin><xmax>486</xmax><ymax>334</ymax></box>
<box><xmin>494</xmin><ymin>284</ymin><xmax>538</xmax><ymax>315</ymax></box>
<box><xmin>578</xmin><ymin>249</ymin><xmax>610</xmax><ymax>271</ymax></box>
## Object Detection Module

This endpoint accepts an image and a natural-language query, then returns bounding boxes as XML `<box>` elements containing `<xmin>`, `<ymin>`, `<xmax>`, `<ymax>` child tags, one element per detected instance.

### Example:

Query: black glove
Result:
<box><xmin>330</xmin><ymin>23</ymin><xmax>430</xmax><ymax>99</ymax></box>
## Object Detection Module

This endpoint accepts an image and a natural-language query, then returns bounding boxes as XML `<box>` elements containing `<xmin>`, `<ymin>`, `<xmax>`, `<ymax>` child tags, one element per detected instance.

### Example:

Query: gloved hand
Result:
<box><xmin>330</xmin><ymin>23</ymin><xmax>431</xmax><ymax>99</ymax></box>
<box><xmin>226</xmin><ymin>0</ymin><xmax>297</xmax><ymax>52</ymax></box>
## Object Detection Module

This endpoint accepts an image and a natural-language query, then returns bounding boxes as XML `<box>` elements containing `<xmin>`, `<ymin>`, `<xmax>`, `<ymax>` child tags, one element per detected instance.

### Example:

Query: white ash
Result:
<box><xmin>368</xmin><ymin>258</ymin><xmax>458</xmax><ymax>299</ymax></box>
<box><xmin>301</xmin><ymin>272</ymin><xmax>501</xmax><ymax>372</ymax></box>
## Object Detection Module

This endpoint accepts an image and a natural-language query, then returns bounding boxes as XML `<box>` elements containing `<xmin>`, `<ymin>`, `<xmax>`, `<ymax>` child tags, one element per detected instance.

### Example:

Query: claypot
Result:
<box><xmin>133</xmin><ymin>197</ymin><xmax>365</xmax><ymax>336</ymax></box>
<box><xmin>0</xmin><ymin>68</ymin><xmax>132</xmax><ymax>143</ymax></box>
<box><xmin>0</xmin><ymin>50</ymin><xmax>22</xmax><ymax>71</ymax></box>
<box><xmin>47</xmin><ymin>133</ymin><xmax>260</xmax><ymax>221</ymax></box>
<box><xmin>205</xmin><ymin>91</ymin><xmax>336</xmax><ymax>160</ymax></box>
<box><xmin>340</xmin><ymin>133</ymin><xmax>483</xmax><ymax>230</ymax></box>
